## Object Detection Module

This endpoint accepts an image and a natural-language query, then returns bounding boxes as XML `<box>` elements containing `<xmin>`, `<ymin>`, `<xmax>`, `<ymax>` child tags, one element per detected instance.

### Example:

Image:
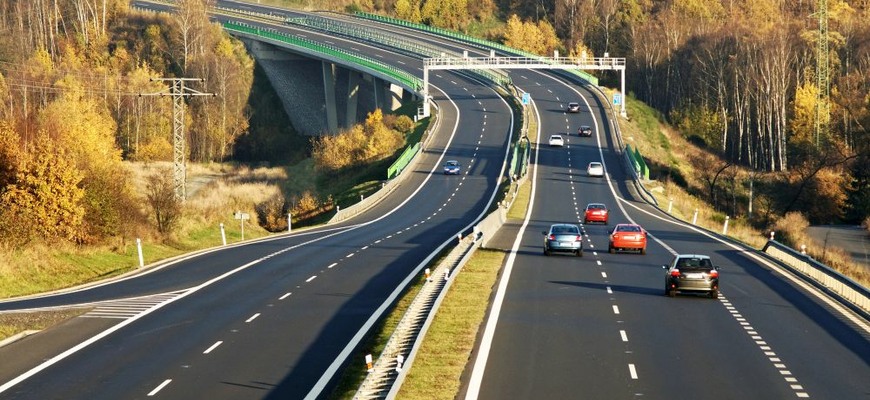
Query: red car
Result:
<box><xmin>583</xmin><ymin>203</ymin><xmax>609</xmax><ymax>224</ymax></box>
<box><xmin>609</xmin><ymin>224</ymin><xmax>647</xmax><ymax>254</ymax></box>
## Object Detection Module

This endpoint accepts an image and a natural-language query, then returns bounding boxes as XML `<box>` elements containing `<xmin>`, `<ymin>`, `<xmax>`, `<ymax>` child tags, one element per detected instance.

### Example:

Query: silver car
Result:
<box><xmin>542</xmin><ymin>224</ymin><xmax>583</xmax><ymax>257</ymax></box>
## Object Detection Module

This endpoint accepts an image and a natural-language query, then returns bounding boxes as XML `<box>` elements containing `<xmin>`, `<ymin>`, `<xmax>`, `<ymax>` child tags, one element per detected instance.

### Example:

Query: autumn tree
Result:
<box><xmin>503</xmin><ymin>15</ymin><xmax>561</xmax><ymax>56</ymax></box>
<box><xmin>395</xmin><ymin>0</ymin><xmax>422</xmax><ymax>23</ymax></box>
<box><xmin>0</xmin><ymin>132</ymin><xmax>85</xmax><ymax>245</ymax></box>
<box><xmin>421</xmin><ymin>0</ymin><xmax>469</xmax><ymax>31</ymax></box>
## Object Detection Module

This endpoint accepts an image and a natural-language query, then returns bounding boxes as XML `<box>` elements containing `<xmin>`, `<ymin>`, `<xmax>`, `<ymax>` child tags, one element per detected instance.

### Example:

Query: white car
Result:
<box><xmin>587</xmin><ymin>162</ymin><xmax>604</xmax><ymax>177</ymax></box>
<box><xmin>548</xmin><ymin>134</ymin><xmax>564</xmax><ymax>147</ymax></box>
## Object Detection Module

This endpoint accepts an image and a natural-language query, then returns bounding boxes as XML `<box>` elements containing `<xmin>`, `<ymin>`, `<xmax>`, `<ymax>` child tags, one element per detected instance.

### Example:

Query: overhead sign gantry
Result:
<box><xmin>421</xmin><ymin>56</ymin><xmax>627</xmax><ymax>118</ymax></box>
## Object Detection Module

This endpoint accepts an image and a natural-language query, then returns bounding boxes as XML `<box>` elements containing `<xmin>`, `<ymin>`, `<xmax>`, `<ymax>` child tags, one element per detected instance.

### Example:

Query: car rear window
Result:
<box><xmin>618</xmin><ymin>225</ymin><xmax>640</xmax><ymax>232</ymax></box>
<box><xmin>553</xmin><ymin>226</ymin><xmax>578</xmax><ymax>234</ymax></box>
<box><xmin>678</xmin><ymin>258</ymin><xmax>712</xmax><ymax>268</ymax></box>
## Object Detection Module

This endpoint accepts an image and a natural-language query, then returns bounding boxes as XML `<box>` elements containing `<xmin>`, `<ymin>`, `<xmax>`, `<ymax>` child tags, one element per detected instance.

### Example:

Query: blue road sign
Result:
<box><xmin>613</xmin><ymin>93</ymin><xmax>622</xmax><ymax>105</ymax></box>
<box><xmin>522</xmin><ymin>92</ymin><xmax>530</xmax><ymax>105</ymax></box>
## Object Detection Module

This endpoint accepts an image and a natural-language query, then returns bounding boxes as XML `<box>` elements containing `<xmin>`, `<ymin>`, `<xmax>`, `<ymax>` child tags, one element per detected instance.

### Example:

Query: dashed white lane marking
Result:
<box><xmin>328</xmin><ymin>263</ymin><xmax>337</xmax><ymax>269</ymax></box>
<box><xmin>81</xmin><ymin>291</ymin><xmax>186</xmax><ymax>319</ymax></box>
<box><xmin>279</xmin><ymin>292</ymin><xmax>291</xmax><ymax>300</ymax></box>
<box><xmin>361</xmin><ymin>246</ymin><xmax>369</xmax><ymax>250</ymax></box>
<box><xmin>203</xmin><ymin>341</ymin><xmax>223</xmax><ymax>354</ymax></box>
<box><xmin>596</xmin><ymin>260</ymin><xmax>602</xmax><ymax>266</ymax></box>
<box><xmin>346</xmin><ymin>253</ymin><xmax>355</xmax><ymax>258</ymax></box>
<box><xmin>148</xmin><ymin>379</ymin><xmax>172</xmax><ymax>396</ymax></box>
<box><xmin>628</xmin><ymin>364</ymin><xmax>638</xmax><ymax>379</ymax></box>
<box><xmin>601</xmin><ymin>272</ymin><xmax>607</xmax><ymax>278</ymax></box>
<box><xmin>451</xmin><ymin>80</ymin><xmax>457</xmax><ymax>85</ymax></box>
<box><xmin>606</xmin><ymin>286</ymin><xmax>613</xmax><ymax>294</ymax></box>
<box><xmin>620</xmin><ymin>330</ymin><xmax>628</xmax><ymax>342</ymax></box>
<box><xmin>246</xmin><ymin>313</ymin><xmax>260</xmax><ymax>323</ymax></box>
<box><xmin>719</xmin><ymin>296</ymin><xmax>810</xmax><ymax>398</ymax></box>
<box><xmin>612</xmin><ymin>305</ymin><xmax>620</xmax><ymax>315</ymax></box>
<box><xmin>397</xmin><ymin>60</ymin><xmax>406</xmax><ymax>65</ymax></box>
<box><xmin>306</xmin><ymin>276</ymin><xmax>317</xmax><ymax>283</ymax></box>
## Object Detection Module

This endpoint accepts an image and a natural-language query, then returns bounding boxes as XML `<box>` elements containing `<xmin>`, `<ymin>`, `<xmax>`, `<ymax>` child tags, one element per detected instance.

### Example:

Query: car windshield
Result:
<box><xmin>589</xmin><ymin>163</ymin><xmax>601</xmax><ymax>168</ymax></box>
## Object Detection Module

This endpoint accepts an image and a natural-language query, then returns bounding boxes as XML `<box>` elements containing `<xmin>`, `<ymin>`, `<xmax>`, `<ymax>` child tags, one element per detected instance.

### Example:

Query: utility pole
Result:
<box><xmin>140</xmin><ymin>78</ymin><xmax>214</xmax><ymax>200</ymax></box>
<box><xmin>815</xmin><ymin>0</ymin><xmax>830</xmax><ymax>147</ymax></box>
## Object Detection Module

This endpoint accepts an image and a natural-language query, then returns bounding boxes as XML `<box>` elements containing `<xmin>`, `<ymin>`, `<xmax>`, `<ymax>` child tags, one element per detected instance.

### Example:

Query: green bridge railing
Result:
<box><xmin>223</xmin><ymin>21</ymin><xmax>422</xmax><ymax>91</ymax></box>
<box><xmin>387</xmin><ymin>143</ymin><xmax>420</xmax><ymax>179</ymax></box>
<box><xmin>354</xmin><ymin>12</ymin><xmax>599</xmax><ymax>86</ymax></box>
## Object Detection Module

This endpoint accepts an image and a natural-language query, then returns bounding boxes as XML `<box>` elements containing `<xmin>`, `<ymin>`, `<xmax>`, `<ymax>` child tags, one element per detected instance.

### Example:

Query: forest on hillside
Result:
<box><xmin>346</xmin><ymin>0</ymin><xmax>869</xmax><ymax>224</ymax></box>
<box><xmin>0</xmin><ymin>0</ymin><xmax>867</xmax><ymax>250</ymax></box>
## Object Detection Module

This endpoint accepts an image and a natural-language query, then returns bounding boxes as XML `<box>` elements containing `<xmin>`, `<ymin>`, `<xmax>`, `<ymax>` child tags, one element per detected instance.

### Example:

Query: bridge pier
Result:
<box><xmin>322</xmin><ymin>61</ymin><xmax>339</xmax><ymax>133</ymax></box>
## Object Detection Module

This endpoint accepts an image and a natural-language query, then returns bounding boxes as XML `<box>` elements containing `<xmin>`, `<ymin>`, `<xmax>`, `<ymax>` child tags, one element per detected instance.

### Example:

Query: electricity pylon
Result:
<box><xmin>141</xmin><ymin>78</ymin><xmax>214</xmax><ymax>200</ymax></box>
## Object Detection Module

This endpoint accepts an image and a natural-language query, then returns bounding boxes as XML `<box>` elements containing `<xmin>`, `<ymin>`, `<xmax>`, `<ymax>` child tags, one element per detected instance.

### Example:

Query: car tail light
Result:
<box><xmin>709</xmin><ymin>270</ymin><xmax>719</xmax><ymax>278</ymax></box>
<box><xmin>670</xmin><ymin>269</ymin><xmax>681</xmax><ymax>277</ymax></box>
<box><xmin>548</xmin><ymin>234</ymin><xmax>556</xmax><ymax>240</ymax></box>
<box><xmin>576</xmin><ymin>235</ymin><xmax>583</xmax><ymax>242</ymax></box>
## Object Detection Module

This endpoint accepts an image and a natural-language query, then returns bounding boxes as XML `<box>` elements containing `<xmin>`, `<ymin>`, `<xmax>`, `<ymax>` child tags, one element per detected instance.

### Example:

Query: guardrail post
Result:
<box><xmin>692</xmin><ymin>209</ymin><xmax>699</xmax><ymax>225</ymax></box>
<box><xmin>220</xmin><ymin>223</ymin><xmax>227</xmax><ymax>245</ymax></box>
<box><xmin>801</xmin><ymin>244</ymin><xmax>807</xmax><ymax>255</ymax></box>
<box><xmin>667</xmin><ymin>199</ymin><xmax>673</xmax><ymax>213</ymax></box>
<box><xmin>722</xmin><ymin>216</ymin><xmax>730</xmax><ymax>235</ymax></box>
<box><xmin>770</xmin><ymin>231</ymin><xmax>776</xmax><ymax>240</ymax></box>
<box><xmin>287</xmin><ymin>214</ymin><xmax>292</xmax><ymax>233</ymax></box>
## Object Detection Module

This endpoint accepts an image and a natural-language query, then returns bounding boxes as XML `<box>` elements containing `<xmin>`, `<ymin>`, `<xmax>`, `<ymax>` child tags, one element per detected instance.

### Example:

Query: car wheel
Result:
<box><xmin>710</xmin><ymin>289</ymin><xmax>719</xmax><ymax>299</ymax></box>
<box><xmin>544</xmin><ymin>248</ymin><xmax>551</xmax><ymax>256</ymax></box>
<box><xmin>668</xmin><ymin>288</ymin><xmax>677</xmax><ymax>297</ymax></box>
<box><xmin>576</xmin><ymin>249</ymin><xmax>583</xmax><ymax>257</ymax></box>
<box><xmin>609</xmin><ymin>245</ymin><xmax>615</xmax><ymax>254</ymax></box>
<box><xmin>640</xmin><ymin>247</ymin><xmax>646</xmax><ymax>255</ymax></box>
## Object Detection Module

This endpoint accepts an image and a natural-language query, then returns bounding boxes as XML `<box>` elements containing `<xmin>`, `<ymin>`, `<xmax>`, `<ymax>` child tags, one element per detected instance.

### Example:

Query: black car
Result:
<box><xmin>663</xmin><ymin>254</ymin><xmax>720</xmax><ymax>298</ymax></box>
<box><xmin>578</xmin><ymin>125</ymin><xmax>593</xmax><ymax>137</ymax></box>
<box><xmin>542</xmin><ymin>224</ymin><xmax>583</xmax><ymax>257</ymax></box>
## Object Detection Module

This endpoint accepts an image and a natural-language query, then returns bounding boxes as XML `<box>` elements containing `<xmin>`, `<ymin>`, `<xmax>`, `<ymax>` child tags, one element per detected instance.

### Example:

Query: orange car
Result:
<box><xmin>583</xmin><ymin>203</ymin><xmax>609</xmax><ymax>224</ymax></box>
<box><xmin>609</xmin><ymin>224</ymin><xmax>647</xmax><ymax>254</ymax></box>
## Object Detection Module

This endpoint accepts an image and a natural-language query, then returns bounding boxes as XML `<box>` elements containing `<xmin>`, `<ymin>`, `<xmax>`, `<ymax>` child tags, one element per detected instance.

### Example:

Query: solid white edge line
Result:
<box><xmin>464</xmin><ymin>95</ymin><xmax>541</xmax><ymax>400</ymax></box>
<box><xmin>203</xmin><ymin>341</ymin><xmax>223</xmax><ymax>354</ymax></box>
<box><xmin>147</xmin><ymin>379</ymin><xmax>172</xmax><ymax>397</ymax></box>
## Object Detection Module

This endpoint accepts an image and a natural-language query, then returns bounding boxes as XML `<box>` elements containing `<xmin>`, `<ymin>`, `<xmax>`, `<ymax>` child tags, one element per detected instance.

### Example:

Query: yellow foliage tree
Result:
<box><xmin>421</xmin><ymin>0</ymin><xmax>469</xmax><ymax>31</ymax></box>
<box><xmin>503</xmin><ymin>15</ymin><xmax>561</xmax><ymax>56</ymax></box>
<box><xmin>395</xmin><ymin>0</ymin><xmax>422</xmax><ymax>23</ymax></box>
<box><xmin>0</xmin><ymin>132</ymin><xmax>85</xmax><ymax>245</ymax></box>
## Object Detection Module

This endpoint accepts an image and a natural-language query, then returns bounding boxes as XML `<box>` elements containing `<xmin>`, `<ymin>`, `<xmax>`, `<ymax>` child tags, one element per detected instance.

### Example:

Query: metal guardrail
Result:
<box><xmin>353</xmin><ymin>12</ymin><xmax>599</xmax><ymax>86</ymax></box>
<box><xmin>355</xmin><ymin>235</ymin><xmax>480</xmax><ymax>399</ymax></box>
<box><xmin>763</xmin><ymin>240</ymin><xmax>870</xmax><ymax>316</ymax></box>
<box><xmin>285</xmin><ymin>15</ymin><xmax>512</xmax><ymax>88</ymax></box>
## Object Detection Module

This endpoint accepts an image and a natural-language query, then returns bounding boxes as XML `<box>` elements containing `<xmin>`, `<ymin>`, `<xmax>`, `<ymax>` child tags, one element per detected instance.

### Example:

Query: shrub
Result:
<box><xmin>145</xmin><ymin>169</ymin><xmax>181</xmax><ymax>235</ymax></box>
<box><xmin>770</xmin><ymin>212</ymin><xmax>810</xmax><ymax>247</ymax></box>
<box><xmin>256</xmin><ymin>193</ymin><xmax>288</xmax><ymax>232</ymax></box>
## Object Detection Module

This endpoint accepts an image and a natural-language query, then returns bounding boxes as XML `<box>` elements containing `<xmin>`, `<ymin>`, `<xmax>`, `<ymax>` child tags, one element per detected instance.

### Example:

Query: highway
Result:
<box><xmin>0</xmin><ymin>4</ymin><xmax>513</xmax><ymax>399</ymax></box>
<box><xmin>462</xmin><ymin>70</ymin><xmax>870</xmax><ymax>398</ymax></box>
<box><xmin>1</xmin><ymin>2</ymin><xmax>868</xmax><ymax>400</ymax></box>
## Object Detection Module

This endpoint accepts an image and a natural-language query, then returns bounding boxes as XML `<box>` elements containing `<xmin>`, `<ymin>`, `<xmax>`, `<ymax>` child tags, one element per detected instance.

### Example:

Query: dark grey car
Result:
<box><xmin>543</xmin><ymin>224</ymin><xmax>583</xmax><ymax>257</ymax></box>
<box><xmin>663</xmin><ymin>254</ymin><xmax>720</xmax><ymax>298</ymax></box>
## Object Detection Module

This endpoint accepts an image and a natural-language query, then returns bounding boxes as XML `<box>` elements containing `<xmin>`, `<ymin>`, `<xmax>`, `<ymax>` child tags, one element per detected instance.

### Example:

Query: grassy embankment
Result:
<box><xmin>0</xmin><ymin>102</ymin><xmax>429</xmax><ymax>341</ymax></box>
